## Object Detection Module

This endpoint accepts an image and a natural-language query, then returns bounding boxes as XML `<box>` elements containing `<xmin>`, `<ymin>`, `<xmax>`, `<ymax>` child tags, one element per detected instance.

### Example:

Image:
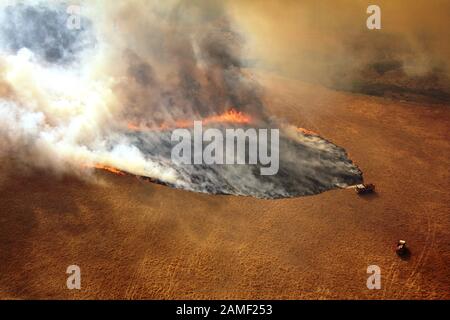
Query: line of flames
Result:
<box><xmin>92</xmin><ymin>164</ymin><xmax>126</xmax><ymax>176</ymax></box>
<box><xmin>127</xmin><ymin>108</ymin><xmax>252</xmax><ymax>132</ymax></box>
<box><xmin>89</xmin><ymin>110</ymin><xmax>318</xmax><ymax>176</ymax></box>
<box><xmin>296</xmin><ymin>127</ymin><xmax>318</xmax><ymax>136</ymax></box>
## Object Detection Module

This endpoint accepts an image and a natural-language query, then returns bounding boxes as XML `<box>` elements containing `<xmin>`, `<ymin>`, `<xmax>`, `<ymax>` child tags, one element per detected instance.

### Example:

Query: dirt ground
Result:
<box><xmin>0</xmin><ymin>73</ymin><xmax>449</xmax><ymax>299</ymax></box>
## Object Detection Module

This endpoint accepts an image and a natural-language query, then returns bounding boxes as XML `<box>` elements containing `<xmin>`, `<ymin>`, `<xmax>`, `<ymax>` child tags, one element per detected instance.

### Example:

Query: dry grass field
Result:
<box><xmin>1</xmin><ymin>73</ymin><xmax>449</xmax><ymax>299</ymax></box>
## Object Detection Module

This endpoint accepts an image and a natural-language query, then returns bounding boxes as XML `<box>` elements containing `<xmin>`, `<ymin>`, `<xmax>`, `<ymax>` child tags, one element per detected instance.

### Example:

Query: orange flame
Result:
<box><xmin>127</xmin><ymin>108</ymin><xmax>252</xmax><ymax>132</ymax></box>
<box><xmin>92</xmin><ymin>164</ymin><xmax>126</xmax><ymax>176</ymax></box>
<box><xmin>203</xmin><ymin>109</ymin><xmax>252</xmax><ymax>125</ymax></box>
<box><xmin>297</xmin><ymin>127</ymin><xmax>318</xmax><ymax>136</ymax></box>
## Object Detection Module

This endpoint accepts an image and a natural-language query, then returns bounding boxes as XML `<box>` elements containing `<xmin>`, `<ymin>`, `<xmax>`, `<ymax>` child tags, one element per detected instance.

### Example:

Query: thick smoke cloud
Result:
<box><xmin>0</xmin><ymin>0</ymin><xmax>185</xmax><ymax>180</ymax></box>
<box><xmin>90</xmin><ymin>0</ymin><xmax>267</xmax><ymax>126</ymax></box>
<box><xmin>0</xmin><ymin>0</ymin><xmax>362</xmax><ymax>198</ymax></box>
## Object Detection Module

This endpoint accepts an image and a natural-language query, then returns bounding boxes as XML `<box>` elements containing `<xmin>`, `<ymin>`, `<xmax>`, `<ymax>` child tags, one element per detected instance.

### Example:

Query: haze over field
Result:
<box><xmin>230</xmin><ymin>0</ymin><xmax>450</xmax><ymax>101</ymax></box>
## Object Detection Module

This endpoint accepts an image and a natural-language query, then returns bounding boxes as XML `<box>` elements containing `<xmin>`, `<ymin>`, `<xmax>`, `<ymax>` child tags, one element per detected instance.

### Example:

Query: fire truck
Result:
<box><xmin>354</xmin><ymin>183</ymin><xmax>376</xmax><ymax>195</ymax></box>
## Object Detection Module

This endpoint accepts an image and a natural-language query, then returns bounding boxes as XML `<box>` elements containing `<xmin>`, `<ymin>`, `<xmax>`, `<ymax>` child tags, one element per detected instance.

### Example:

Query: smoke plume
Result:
<box><xmin>0</xmin><ymin>0</ymin><xmax>363</xmax><ymax>198</ymax></box>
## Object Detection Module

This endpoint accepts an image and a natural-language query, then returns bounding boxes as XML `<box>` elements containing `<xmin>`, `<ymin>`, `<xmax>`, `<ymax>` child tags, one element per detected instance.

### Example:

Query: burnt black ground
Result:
<box><xmin>125</xmin><ymin>127</ymin><xmax>363</xmax><ymax>199</ymax></box>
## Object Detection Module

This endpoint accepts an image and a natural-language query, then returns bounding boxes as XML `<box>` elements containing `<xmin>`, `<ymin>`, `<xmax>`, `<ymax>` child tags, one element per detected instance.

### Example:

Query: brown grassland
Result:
<box><xmin>0</xmin><ymin>72</ymin><xmax>449</xmax><ymax>299</ymax></box>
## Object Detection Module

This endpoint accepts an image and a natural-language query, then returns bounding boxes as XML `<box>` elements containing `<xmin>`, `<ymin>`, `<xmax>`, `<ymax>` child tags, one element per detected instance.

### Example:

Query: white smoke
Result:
<box><xmin>0</xmin><ymin>1</ymin><xmax>184</xmax><ymax>181</ymax></box>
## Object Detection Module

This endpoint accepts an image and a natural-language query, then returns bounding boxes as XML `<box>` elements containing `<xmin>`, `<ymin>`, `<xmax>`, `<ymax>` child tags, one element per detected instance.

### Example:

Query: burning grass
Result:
<box><xmin>88</xmin><ymin>112</ymin><xmax>363</xmax><ymax>199</ymax></box>
<box><xmin>127</xmin><ymin>109</ymin><xmax>252</xmax><ymax>132</ymax></box>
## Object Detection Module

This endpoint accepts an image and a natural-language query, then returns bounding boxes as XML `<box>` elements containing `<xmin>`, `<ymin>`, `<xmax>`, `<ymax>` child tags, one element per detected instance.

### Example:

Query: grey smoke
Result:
<box><xmin>0</xmin><ymin>3</ymin><xmax>94</xmax><ymax>65</ymax></box>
